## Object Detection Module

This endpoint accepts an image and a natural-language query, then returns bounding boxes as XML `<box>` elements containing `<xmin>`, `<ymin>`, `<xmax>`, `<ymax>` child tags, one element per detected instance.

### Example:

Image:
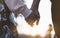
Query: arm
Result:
<box><xmin>4</xmin><ymin>0</ymin><xmax>32</xmax><ymax>18</ymax></box>
<box><xmin>25</xmin><ymin>0</ymin><xmax>40</xmax><ymax>26</ymax></box>
<box><xmin>31</xmin><ymin>0</ymin><xmax>40</xmax><ymax>11</ymax></box>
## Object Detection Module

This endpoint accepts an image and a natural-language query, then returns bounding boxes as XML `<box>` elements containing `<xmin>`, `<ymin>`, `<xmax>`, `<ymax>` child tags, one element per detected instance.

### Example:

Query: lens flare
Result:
<box><xmin>15</xmin><ymin>15</ymin><xmax>55</xmax><ymax>37</ymax></box>
<box><xmin>15</xmin><ymin>0</ymin><xmax>55</xmax><ymax>37</ymax></box>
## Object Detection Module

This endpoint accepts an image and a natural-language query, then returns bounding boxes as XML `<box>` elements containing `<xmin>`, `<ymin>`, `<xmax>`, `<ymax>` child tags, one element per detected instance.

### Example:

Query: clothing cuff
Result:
<box><xmin>21</xmin><ymin>6</ymin><xmax>32</xmax><ymax>18</ymax></box>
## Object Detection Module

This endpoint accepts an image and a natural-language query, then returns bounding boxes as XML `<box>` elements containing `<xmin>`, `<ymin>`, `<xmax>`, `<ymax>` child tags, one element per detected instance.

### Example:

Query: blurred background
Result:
<box><xmin>0</xmin><ymin>0</ymin><xmax>56</xmax><ymax>38</ymax></box>
<box><xmin>16</xmin><ymin>0</ymin><xmax>55</xmax><ymax>38</ymax></box>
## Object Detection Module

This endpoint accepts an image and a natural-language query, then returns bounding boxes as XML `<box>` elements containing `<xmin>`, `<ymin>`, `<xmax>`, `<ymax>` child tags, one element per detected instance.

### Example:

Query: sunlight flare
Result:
<box><xmin>15</xmin><ymin>0</ymin><xmax>55</xmax><ymax>37</ymax></box>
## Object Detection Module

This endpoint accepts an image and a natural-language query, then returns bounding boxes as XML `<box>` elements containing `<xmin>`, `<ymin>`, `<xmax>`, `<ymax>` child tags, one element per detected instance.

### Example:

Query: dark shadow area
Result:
<box><xmin>51</xmin><ymin>0</ymin><xmax>60</xmax><ymax>38</ymax></box>
<box><xmin>0</xmin><ymin>0</ymin><xmax>60</xmax><ymax>38</ymax></box>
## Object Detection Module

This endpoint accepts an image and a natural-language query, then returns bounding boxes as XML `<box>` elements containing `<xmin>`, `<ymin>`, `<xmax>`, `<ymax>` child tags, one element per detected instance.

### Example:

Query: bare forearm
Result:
<box><xmin>31</xmin><ymin>0</ymin><xmax>40</xmax><ymax>11</ymax></box>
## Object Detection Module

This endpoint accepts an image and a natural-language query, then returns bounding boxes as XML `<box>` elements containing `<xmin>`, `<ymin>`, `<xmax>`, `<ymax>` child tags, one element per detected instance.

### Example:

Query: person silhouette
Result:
<box><xmin>50</xmin><ymin>0</ymin><xmax>60</xmax><ymax>38</ymax></box>
<box><xmin>4</xmin><ymin>0</ymin><xmax>40</xmax><ymax>27</ymax></box>
<box><xmin>25</xmin><ymin>0</ymin><xmax>40</xmax><ymax>26</ymax></box>
<box><xmin>1</xmin><ymin>0</ymin><xmax>60</xmax><ymax>38</ymax></box>
<box><xmin>31</xmin><ymin>0</ymin><xmax>60</xmax><ymax>38</ymax></box>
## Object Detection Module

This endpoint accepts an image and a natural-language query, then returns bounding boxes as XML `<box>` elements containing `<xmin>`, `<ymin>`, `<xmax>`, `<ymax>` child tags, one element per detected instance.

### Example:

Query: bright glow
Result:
<box><xmin>24</xmin><ymin>0</ymin><xmax>33</xmax><ymax>9</ymax></box>
<box><xmin>14</xmin><ymin>0</ymin><xmax>55</xmax><ymax>37</ymax></box>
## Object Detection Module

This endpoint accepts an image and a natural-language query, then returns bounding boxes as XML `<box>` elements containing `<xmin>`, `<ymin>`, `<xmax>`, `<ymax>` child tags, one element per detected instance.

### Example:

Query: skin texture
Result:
<box><xmin>0</xmin><ymin>0</ymin><xmax>60</xmax><ymax>38</ymax></box>
<box><xmin>28</xmin><ymin>0</ymin><xmax>60</xmax><ymax>37</ymax></box>
<box><xmin>25</xmin><ymin>0</ymin><xmax>40</xmax><ymax>27</ymax></box>
<box><xmin>26</xmin><ymin>0</ymin><xmax>60</xmax><ymax>37</ymax></box>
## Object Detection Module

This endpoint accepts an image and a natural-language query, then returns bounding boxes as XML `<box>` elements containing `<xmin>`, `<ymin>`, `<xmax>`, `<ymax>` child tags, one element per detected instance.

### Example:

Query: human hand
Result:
<box><xmin>25</xmin><ymin>10</ymin><xmax>40</xmax><ymax>27</ymax></box>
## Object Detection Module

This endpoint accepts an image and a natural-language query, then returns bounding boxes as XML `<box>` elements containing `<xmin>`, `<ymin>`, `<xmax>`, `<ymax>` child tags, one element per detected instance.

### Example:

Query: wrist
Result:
<box><xmin>21</xmin><ymin>6</ymin><xmax>32</xmax><ymax>18</ymax></box>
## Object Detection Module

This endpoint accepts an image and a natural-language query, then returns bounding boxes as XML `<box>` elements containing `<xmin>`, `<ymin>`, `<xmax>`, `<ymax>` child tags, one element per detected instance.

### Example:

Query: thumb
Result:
<box><xmin>36</xmin><ymin>19</ymin><xmax>40</xmax><ymax>25</ymax></box>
